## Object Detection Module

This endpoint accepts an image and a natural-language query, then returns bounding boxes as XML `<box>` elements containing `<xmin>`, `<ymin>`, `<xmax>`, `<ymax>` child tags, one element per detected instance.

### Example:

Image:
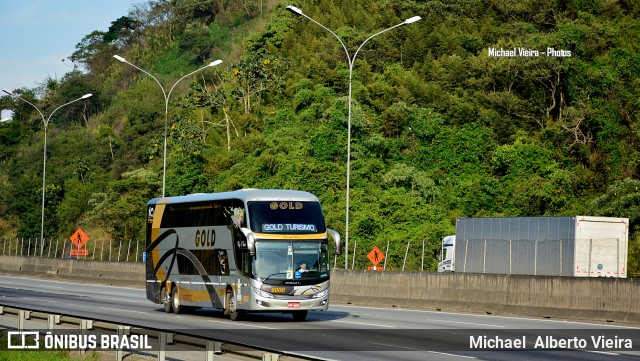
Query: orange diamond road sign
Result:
<box><xmin>70</xmin><ymin>228</ymin><xmax>89</xmax><ymax>248</ymax></box>
<box><xmin>367</xmin><ymin>246</ymin><xmax>384</xmax><ymax>266</ymax></box>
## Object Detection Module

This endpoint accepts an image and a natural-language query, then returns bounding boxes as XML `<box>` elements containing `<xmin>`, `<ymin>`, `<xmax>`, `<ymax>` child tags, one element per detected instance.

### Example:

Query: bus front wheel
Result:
<box><xmin>292</xmin><ymin>310</ymin><xmax>308</xmax><ymax>321</ymax></box>
<box><xmin>162</xmin><ymin>288</ymin><xmax>172</xmax><ymax>313</ymax></box>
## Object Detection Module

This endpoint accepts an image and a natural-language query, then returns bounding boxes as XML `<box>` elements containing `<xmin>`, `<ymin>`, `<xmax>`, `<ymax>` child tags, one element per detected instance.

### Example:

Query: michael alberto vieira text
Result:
<box><xmin>470</xmin><ymin>335</ymin><xmax>633</xmax><ymax>350</ymax></box>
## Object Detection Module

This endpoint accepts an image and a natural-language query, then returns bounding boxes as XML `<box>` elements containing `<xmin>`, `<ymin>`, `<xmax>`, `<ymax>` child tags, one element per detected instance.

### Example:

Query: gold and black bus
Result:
<box><xmin>145</xmin><ymin>189</ymin><xmax>341</xmax><ymax>321</ymax></box>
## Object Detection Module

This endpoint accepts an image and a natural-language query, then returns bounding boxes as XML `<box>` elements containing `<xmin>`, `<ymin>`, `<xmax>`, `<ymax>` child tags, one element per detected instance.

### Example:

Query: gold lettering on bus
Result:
<box><xmin>270</xmin><ymin>202</ymin><xmax>304</xmax><ymax>210</ymax></box>
<box><xmin>195</xmin><ymin>229</ymin><xmax>216</xmax><ymax>247</ymax></box>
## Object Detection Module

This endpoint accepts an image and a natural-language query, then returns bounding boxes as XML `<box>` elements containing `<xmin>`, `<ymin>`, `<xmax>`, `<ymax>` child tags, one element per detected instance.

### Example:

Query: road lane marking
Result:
<box><xmin>429</xmin><ymin>319</ymin><xmax>506</xmax><ymax>328</ymax></box>
<box><xmin>367</xmin><ymin>341</ymin><xmax>422</xmax><ymax>351</ymax></box>
<box><xmin>333</xmin><ymin>320</ymin><xmax>395</xmax><ymax>328</ymax></box>
<box><xmin>22</xmin><ymin>297</ymin><xmax>56</xmax><ymax>303</ymax></box>
<box><xmin>581</xmin><ymin>350</ymin><xmax>620</xmax><ymax>356</ymax></box>
<box><xmin>100</xmin><ymin>297</ymin><xmax>147</xmax><ymax>304</ymax></box>
<box><xmin>428</xmin><ymin>351</ymin><xmax>477</xmax><ymax>359</ymax></box>
<box><xmin>99</xmin><ymin>307</ymin><xmax>148</xmax><ymax>315</ymax></box>
<box><xmin>206</xmin><ymin>319</ymin><xmax>274</xmax><ymax>329</ymax></box>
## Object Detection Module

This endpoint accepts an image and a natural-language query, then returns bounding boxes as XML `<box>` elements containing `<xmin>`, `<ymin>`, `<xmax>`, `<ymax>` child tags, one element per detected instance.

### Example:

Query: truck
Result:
<box><xmin>438</xmin><ymin>216</ymin><xmax>629</xmax><ymax>278</ymax></box>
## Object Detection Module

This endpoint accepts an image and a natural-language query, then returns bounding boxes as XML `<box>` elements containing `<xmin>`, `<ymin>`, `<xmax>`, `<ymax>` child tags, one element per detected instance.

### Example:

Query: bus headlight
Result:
<box><xmin>312</xmin><ymin>289</ymin><xmax>329</xmax><ymax>299</ymax></box>
<box><xmin>252</xmin><ymin>287</ymin><xmax>274</xmax><ymax>299</ymax></box>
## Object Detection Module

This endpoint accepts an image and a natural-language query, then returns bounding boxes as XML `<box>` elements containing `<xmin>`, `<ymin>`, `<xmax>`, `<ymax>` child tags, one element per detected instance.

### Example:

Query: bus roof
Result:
<box><xmin>147</xmin><ymin>189</ymin><xmax>320</xmax><ymax>206</ymax></box>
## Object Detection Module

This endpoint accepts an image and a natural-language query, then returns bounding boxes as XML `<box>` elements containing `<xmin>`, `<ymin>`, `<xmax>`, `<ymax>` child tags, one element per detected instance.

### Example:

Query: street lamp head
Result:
<box><xmin>2</xmin><ymin>89</ymin><xmax>13</xmax><ymax>96</ymax></box>
<box><xmin>286</xmin><ymin>5</ymin><xmax>303</xmax><ymax>15</ymax></box>
<box><xmin>404</xmin><ymin>16</ymin><xmax>422</xmax><ymax>24</ymax></box>
<box><xmin>81</xmin><ymin>93</ymin><xmax>93</xmax><ymax>99</ymax></box>
<box><xmin>208</xmin><ymin>60</ymin><xmax>223</xmax><ymax>67</ymax></box>
<box><xmin>113</xmin><ymin>54</ymin><xmax>127</xmax><ymax>63</ymax></box>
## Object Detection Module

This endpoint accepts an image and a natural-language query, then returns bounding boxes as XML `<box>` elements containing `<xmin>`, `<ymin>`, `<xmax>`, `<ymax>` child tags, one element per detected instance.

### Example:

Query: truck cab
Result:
<box><xmin>438</xmin><ymin>235</ymin><xmax>456</xmax><ymax>272</ymax></box>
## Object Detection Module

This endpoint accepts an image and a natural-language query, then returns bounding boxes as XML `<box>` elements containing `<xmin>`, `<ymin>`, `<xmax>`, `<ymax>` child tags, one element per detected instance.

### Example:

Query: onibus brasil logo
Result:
<box><xmin>6</xmin><ymin>331</ymin><xmax>151</xmax><ymax>350</ymax></box>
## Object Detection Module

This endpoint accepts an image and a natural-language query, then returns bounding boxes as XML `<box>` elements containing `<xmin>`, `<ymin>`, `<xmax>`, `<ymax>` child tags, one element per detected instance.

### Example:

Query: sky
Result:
<box><xmin>0</xmin><ymin>0</ymin><xmax>140</xmax><ymax>119</ymax></box>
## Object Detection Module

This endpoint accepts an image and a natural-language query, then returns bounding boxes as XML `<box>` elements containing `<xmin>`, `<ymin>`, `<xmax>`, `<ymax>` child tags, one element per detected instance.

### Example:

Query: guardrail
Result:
<box><xmin>0</xmin><ymin>305</ymin><xmax>316</xmax><ymax>361</ymax></box>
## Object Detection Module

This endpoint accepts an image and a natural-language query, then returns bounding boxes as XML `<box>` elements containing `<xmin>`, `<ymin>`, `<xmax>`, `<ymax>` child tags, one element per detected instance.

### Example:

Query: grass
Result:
<box><xmin>0</xmin><ymin>350</ymin><xmax>73</xmax><ymax>361</ymax></box>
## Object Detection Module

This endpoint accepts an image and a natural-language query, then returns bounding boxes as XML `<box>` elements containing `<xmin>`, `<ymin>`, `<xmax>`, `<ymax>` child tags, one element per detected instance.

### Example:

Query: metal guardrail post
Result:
<box><xmin>158</xmin><ymin>332</ymin><xmax>174</xmax><ymax>361</ymax></box>
<box><xmin>80</xmin><ymin>319</ymin><xmax>94</xmax><ymax>355</ymax></box>
<box><xmin>206</xmin><ymin>341</ymin><xmax>223</xmax><ymax>361</ymax></box>
<box><xmin>115</xmin><ymin>325</ymin><xmax>131</xmax><ymax>361</ymax></box>
<box><xmin>18</xmin><ymin>310</ymin><xmax>30</xmax><ymax>331</ymax></box>
<box><xmin>48</xmin><ymin>314</ymin><xmax>61</xmax><ymax>330</ymax></box>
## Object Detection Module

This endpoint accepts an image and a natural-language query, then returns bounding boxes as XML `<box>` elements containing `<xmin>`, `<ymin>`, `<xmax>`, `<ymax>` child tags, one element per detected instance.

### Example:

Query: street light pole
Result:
<box><xmin>2</xmin><ymin>89</ymin><xmax>92</xmax><ymax>255</ymax></box>
<box><xmin>286</xmin><ymin>5</ymin><xmax>421</xmax><ymax>269</ymax></box>
<box><xmin>112</xmin><ymin>55</ymin><xmax>223</xmax><ymax>198</ymax></box>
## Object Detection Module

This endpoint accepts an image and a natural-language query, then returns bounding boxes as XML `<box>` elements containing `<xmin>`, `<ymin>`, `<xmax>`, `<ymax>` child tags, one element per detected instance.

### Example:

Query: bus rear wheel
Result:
<box><xmin>172</xmin><ymin>287</ymin><xmax>182</xmax><ymax>314</ymax></box>
<box><xmin>162</xmin><ymin>288</ymin><xmax>172</xmax><ymax>313</ymax></box>
<box><xmin>226</xmin><ymin>291</ymin><xmax>242</xmax><ymax>321</ymax></box>
<box><xmin>292</xmin><ymin>310</ymin><xmax>308</xmax><ymax>321</ymax></box>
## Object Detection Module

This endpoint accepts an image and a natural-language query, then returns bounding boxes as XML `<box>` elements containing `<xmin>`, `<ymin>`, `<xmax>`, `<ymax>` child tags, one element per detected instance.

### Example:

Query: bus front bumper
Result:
<box><xmin>250</xmin><ymin>288</ymin><xmax>329</xmax><ymax>311</ymax></box>
<box><xmin>253</xmin><ymin>297</ymin><xmax>329</xmax><ymax>311</ymax></box>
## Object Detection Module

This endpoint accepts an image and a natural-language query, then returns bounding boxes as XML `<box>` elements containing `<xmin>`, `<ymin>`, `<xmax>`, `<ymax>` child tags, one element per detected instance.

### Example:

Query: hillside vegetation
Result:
<box><xmin>1</xmin><ymin>0</ymin><xmax>639</xmax><ymax>274</ymax></box>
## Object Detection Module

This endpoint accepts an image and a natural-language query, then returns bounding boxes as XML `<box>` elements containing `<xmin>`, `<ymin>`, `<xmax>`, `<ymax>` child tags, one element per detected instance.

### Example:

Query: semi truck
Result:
<box><xmin>438</xmin><ymin>216</ymin><xmax>629</xmax><ymax>278</ymax></box>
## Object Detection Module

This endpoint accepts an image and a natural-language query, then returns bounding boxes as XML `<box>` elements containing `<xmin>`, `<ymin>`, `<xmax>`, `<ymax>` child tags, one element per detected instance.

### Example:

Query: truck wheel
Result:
<box><xmin>226</xmin><ymin>291</ymin><xmax>242</xmax><ymax>321</ymax></box>
<box><xmin>292</xmin><ymin>310</ymin><xmax>308</xmax><ymax>321</ymax></box>
<box><xmin>172</xmin><ymin>287</ymin><xmax>182</xmax><ymax>314</ymax></box>
<box><xmin>162</xmin><ymin>288</ymin><xmax>172</xmax><ymax>313</ymax></box>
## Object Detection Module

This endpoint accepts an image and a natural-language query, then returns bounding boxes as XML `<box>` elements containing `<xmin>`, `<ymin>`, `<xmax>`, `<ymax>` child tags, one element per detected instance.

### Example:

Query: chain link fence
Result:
<box><xmin>455</xmin><ymin>238</ymin><xmax>627</xmax><ymax>277</ymax></box>
<box><xmin>3</xmin><ymin>237</ymin><xmax>626</xmax><ymax>277</ymax></box>
<box><xmin>339</xmin><ymin>239</ymin><xmax>438</xmax><ymax>271</ymax></box>
<box><xmin>1</xmin><ymin>237</ymin><xmax>144</xmax><ymax>262</ymax></box>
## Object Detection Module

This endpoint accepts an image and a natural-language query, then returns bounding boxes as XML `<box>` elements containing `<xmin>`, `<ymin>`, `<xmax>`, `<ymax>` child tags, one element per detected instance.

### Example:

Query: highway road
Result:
<box><xmin>1</xmin><ymin>275</ymin><xmax>639</xmax><ymax>360</ymax></box>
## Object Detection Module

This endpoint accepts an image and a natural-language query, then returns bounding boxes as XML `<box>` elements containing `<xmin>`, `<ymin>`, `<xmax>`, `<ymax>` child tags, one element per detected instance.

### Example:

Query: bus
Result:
<box><xmin>145</xmin><ymin>189</ymin><xmax>341</xmax><ymax>321</ymax></box>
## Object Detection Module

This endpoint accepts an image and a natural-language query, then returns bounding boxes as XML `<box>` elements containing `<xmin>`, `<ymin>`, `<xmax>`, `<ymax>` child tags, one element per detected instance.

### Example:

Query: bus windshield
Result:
<box><xmin>253</xmin><ymin>240</ymin><xmax>329</xmax><ymax>282</ymax></box>
<box><xmin>248</xmin><ymin>201</ymin><xmax>326</xmax><ymax>234</ymax></box>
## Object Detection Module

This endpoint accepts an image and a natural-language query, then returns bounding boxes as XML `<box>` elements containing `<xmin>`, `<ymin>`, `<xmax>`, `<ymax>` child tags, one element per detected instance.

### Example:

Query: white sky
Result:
<box><xmin>1</xmin><ymin>0</ymin><xmax>140</xmax><ymax>119</ymax></box>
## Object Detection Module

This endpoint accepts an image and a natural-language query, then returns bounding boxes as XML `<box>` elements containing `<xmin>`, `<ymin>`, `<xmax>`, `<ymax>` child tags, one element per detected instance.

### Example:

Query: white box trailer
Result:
<box><xmin>438</xmin><ymin>216</ymin><xmax>629</xmax><ymax>277</ymax></box>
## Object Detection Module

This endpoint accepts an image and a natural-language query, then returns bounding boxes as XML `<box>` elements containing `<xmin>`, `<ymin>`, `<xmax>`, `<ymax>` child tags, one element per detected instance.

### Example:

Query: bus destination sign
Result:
<box><xmin>262</xmin><ymin>224</ymin><xmax>317</xmax><ymax>232</ymax></box>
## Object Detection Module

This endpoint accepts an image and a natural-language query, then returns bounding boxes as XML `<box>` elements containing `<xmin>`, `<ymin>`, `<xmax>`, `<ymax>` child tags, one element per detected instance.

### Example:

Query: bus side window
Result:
<box><xmin>231</xmin><ymin>226</ymin><xmax>252</xmax><ymax>277</ymax></box>
<box><xmin>177</xmin><ymin>253</ymin><xmax>197</xmax><ymax>275</ymax></box>
<box><xmin>217</xmin><ymin>250</ymin><xmax>230</xmax><ymax>275</ymax></box>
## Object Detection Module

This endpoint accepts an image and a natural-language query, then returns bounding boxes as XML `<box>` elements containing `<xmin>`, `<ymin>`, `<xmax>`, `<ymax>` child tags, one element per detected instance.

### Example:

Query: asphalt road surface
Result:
<box><xmin>1</xmin><ymin>276</ymin><xmax>639</xmax><ymax>360</ymax></box>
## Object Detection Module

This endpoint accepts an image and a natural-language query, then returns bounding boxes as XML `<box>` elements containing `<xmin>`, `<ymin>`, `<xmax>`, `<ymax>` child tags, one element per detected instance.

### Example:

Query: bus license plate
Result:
<box><xmin>288</xmin><ymin>302</ymin><xmax>300</xmax><ymax>308</ymax></box>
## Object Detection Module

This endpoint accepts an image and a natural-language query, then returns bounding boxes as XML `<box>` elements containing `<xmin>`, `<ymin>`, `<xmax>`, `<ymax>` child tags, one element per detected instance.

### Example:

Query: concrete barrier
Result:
<box><xmin>0</xmin><ymin>255</ymin><xmax>144</xmax><ymax>287</ymax></box>
<box><xmin>328</xmin><ymin>269</ymin><xmax>640</xmax><ymax>324</ymax></box>
<box><xmin>1</xmin><ymin>256</ymin><xmax>638</xmax><ymax>324</ymax></box>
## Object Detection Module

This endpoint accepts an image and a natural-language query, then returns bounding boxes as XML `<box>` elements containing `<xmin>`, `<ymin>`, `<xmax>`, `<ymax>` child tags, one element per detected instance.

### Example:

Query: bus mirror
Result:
<box><xmin>327</xmin><ymin>229</ymin><xmax>341</xmax><ymax>255</ymax></box>
<box><xmin>240</xmin><ymin>227</ymin><xmax>256</xmax><ymax>256</ymax></box>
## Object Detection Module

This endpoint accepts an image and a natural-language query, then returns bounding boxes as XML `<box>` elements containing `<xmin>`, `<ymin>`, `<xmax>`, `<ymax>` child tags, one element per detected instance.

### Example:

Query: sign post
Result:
<box><xmin>70</xmin><ymin>228</ymin><xmax>89</xmax><ymax>257</ymax></box>
<box><xmin>367</xmin><ymin>246</ymin><xmax>385</xmax><ymax>271</ymax></box>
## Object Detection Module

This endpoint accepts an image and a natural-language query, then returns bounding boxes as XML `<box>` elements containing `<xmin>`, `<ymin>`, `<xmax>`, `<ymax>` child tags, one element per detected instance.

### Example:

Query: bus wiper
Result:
<box><xmin>262</xmin><ymin>272</ymin><xmax>288</xmax><ymax>283</ymax></box>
